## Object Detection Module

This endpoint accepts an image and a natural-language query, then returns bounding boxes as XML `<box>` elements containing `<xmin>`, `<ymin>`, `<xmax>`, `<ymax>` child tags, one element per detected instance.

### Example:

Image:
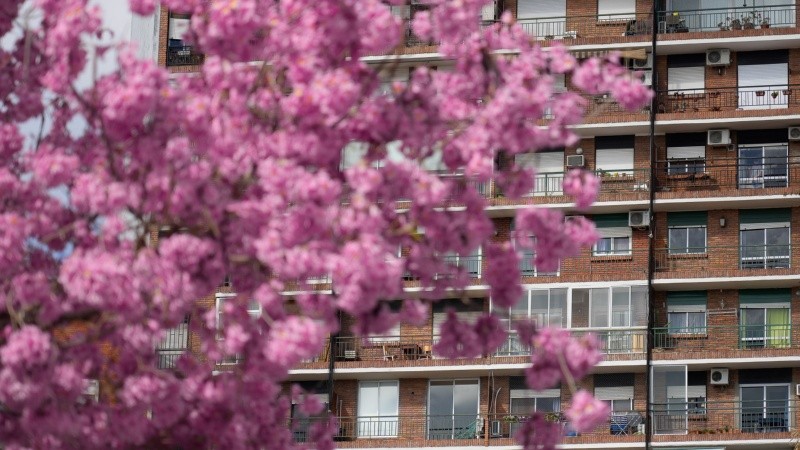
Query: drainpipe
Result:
<box><xmin>645</xmin><ymin>2</ymin><xmax>660</xmax><ymax>450</ymax></box>
<box><xmin>327</xmin><ymin>311</ymin><xmax>339</xmax><ymax>414</ymax></box>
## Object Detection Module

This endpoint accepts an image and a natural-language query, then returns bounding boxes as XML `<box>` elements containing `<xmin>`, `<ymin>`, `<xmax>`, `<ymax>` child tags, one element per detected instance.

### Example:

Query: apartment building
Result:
<box><xmin>153</xmin><ymin>1</ymin><xmax>800</xmax><ymax>450</ymax></box>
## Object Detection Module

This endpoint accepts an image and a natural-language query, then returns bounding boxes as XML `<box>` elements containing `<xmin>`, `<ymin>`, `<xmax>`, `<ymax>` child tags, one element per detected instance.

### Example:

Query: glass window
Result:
<box><xmin>741</xmin><ymin>385</ymin><xmax>789</xmax><ymax>432</ymax></box>
<box><xmin>495</xmin><ymin>289</ymin><xmax>566</xmax><ymax>356</ymax></box>
<box><xmin>668</xmin><ymin>225</ymin><xmax>707</xmax><ymax>254</ymax></box>
<box><xmin>738</xmin><ymin>145</ymin><xmax>788</xmax><ymax>189</ymax></box>
<box><xmin>427</xmin><ymin>380</ymin><xmax>480</xmax><ymax>440</ymax></box>
<box><xmin>667</xmin><ymin>145</ymin><xmax>705</xmax><ymax>174</ymax></box>
<box><xmin>516</xmin><ymin>151</ymin><xmax>564</xmax><ymax>196</ymax></box>
<box><xmin>594</xmin><ymin>236</ymin><xmax>632</xmax><ymax>256</ymax></box>
<box><xmin>358</xmin><ymin>381</ymin><xmax>399</xmax><ymax>437</ymax></box>
<box><xmin>667</xmin><ymin>311</ymin><xmax>706</xmax><ymax>333</ymax></box>
<box><xmin>740</xmin><ymin>225</ymin><xmax>790</xmax><ymax>269</ymax></box>
<box><xmin>740</xmin><ymin>307</ymin><xmax>790</xmax><ymax>348</ymax></box>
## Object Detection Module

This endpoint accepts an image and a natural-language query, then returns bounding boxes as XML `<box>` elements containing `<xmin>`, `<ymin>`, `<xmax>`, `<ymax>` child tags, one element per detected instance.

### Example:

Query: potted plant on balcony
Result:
<box><xmin>772</xmin><ymin>91</ymin><xmax>780</xmax><ymax>100</ymax></box>
<box><xmin>756</xmin><ymin>90</ymin><xmax>766</xmax><ymax>97</ymax></box>
<box><xmin>761</xmin><ymin>16</ymin><xmax>771</xmax><ymax>28</ymax></box>
<box><xmin>741</xmin><ymin>13</ymin><xmax>756</xmax><ymax>29</ymax></box>
<box><xmin>730</xmin><ymin>18</ymin><xmax>743</xmax><ymax>30</ymax></box>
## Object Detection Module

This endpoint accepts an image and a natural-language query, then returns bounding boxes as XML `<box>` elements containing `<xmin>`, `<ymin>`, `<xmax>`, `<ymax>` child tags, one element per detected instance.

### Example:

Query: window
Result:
<box><xmin>441</xmin><ymin>247</ymin><xmax>482</xmax><ymax>278</ymax></box>
<box><xmin>509</xmin><ymin>377</ymin><xmax>560</xmax><ymax>434</ymax></box>
<box><xmin>666</xmin><ymin>132</ymin><xmax>706</xmax><ymax>174</ymax></box>
<box><xmin>592</xmin><ymin>214</ymin><xmax>632</xmax><ymax>256</ymax></box>
<box><xmin>511</xmin><ymin>220</ymin><xmax>559</xmax><ymax>276</ymax></box>
<box><xmin>427</xmin><ymin>379</ymin><xmax>480</xmax><ymax>440</ymax></box>
<box><xmin>666</xmin><ymin>291</ymin><xmax>707</xmax><ymax>334</ymax></box>
<box><xmin>739</xmin><ymin>145</ymin><xmax>788</xmax><ymax>189</ymax></box>
<box><xmin>739</xmin><ymin>209</ymin><xmax>791</xmax><ymax>269</ymax></box>
<box><xmin>739</xmin><ymin>289</ymin><xmax>791</xmax><ymax>349</ymax></box>
<box><xmin>598</xmin><ymin>0</ymin><xmax>635</xmax><ymax>20</ymax></box>
<box><xmin>291</xmin><ymin>382</ymin><xmax>329</xmax><ymax>443</ymax></box>
<box><xmin>595</xmin><ymin>136</ymin><xmax>634</xmax><ymax>177</ymax></box>
<box><xmin>668</xmin><ymin>211</ymin><xmax>707</xmax><ymax>254</ymax></box>
<box><xmin>741</xmin><ymin>384</ymin><xmax>790</xmax><ymax>432</ymax></box>
<box><xmin>516</xmin><ymin>0</ymin><xmax>566</xmax><ymax>39</ymax></box>
<box><xmin>543</xmin><ymin>75</ymin><xmax>566</xmax><ymax>119</ymax></box>
<box><xmin>156</xmin><ymin>316</ymin><xmax>190</xmax><ymax>369</ymax></box>
<box><xmin>595</xmin><ymin>373</ymin><xmax>634</xmax><ymax>412</ymax></box>
<box><xmin>168</xmin><ymin>14</ymin><xmax>191</xmax><ymax>48</ymax></box>
<box><xmin>494</xmin><ymin>289</ymin><xmax>566</xmax><ymax>355</ymax></box>
<box><xmin>358</xmin><ymin>381</ymin><xmax>399</xmax><ymax>437</ymax></box>
<box><xmin>515</xmin><ymin>149</ymin><xmax>564</xmax><ymax>196</ymax></box>
<box><xmin>738</xmin><ymin>50</ymin><xmax>788</xmax><ymax>110</ymax></box>
<box><xmin>432</xmin><ymin>299</ymin><xmax>483</xmax><ymax>338</ymax></box>
<box><xmin>216</xmin><ymin>294</ymin><xmax>259</xmax><ymax>363</ymax></box>
<box><xmin>590</xmin><ymin>287</ymin><xmax>635</xmax><ymax>328</ymax></box>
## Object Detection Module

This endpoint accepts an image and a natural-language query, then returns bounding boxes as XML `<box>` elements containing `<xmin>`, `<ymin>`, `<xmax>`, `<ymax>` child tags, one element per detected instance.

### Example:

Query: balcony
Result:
<box><xmin>655</xmin><ymin>157</ymin><xmax>799</xmax><ymax>200</ymax></box>
<box><xmin>653</xmin><ymin>324</ymin><xmax>796</xmax><ymax>360</ymax></box>
<box><xmin>513</xmin><ymin>169</ymin><xmax>650</xmax><ymax>203</ymax></box>
<box><xmin>653</xmin><ymin>245</ymin><xmax>795</xmax><ymax>280</ymax></box>
<box><xmin>296</xmin><ymin>411</ymin><xmax>645</xmax><ymax>446</ymax></box>
<box><xmin>656</xmin><ymin>85</ymin><xmax>800</xmax><ymax>120</ymax></box>
<box><xmin>156</xmin><ymin>322</ymin><xmax>189</xmax><ymax>369</ymax></box>
<box><xmin>166</xmin><ymin>45</ymin><xmax>204</xmax><ymax>67</ymax></box>
<box><xmin>495</xmin><ymin>329</ymin><xmax>648</xmax><ymax>362</ymax></box>
<box><xmin>658</xmin><ymin>4</ymin><xmax>796</xmax><ymax>38</ymax></box>
<box><xmin>517</xmin><ymin>12</ymin><xmax>653</xmax><ymax>46</ymax></box>
<box><xmin>651</xmin><ymin>400</ymin><xmax>796</xmax><ymax>438</ymax></box>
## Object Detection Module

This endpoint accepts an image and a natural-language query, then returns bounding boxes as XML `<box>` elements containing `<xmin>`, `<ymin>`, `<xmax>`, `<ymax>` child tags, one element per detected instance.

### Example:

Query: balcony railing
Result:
<box><xmin>517</xmin><ymin>12</ymin><xmax>653</xmax><ymax>42</ymax></box>
<box><xmin>653</xmin><ymin>324</ymin><xmax>793</xmax><ymax>351</ymax></box>
<box><xmin>521</xmin><ymin>169</ymin><xmax>650</xmax><ymax>198</ymax></box>
<box><xmin>658</xmin><ymin>4</ymin><xmax>796</xmax><ymax>34</ymax></box>
<box><xmin>651</xmin><ymin>400</ymin><xmax>796</xmax><ymax>436</ymax></box>
<box><xmin>495</xmin><ymin>329</ymin><xmax>648</xmax><ymax>359</ymax></box>
<box><xmin>655</xmin><ymin>157</ymin><xmax>795</xmax><ymax>192</ymax></box>
<box><xmin>440</xmin><ymin>255</ymin><xmax>482</xmax><ymax>278</ymax></box>
<box><xmin>656</xmin><ymin>84</ymin><xmax>799</xmax><ymax>114</ymax></box>
<box><xmin>166</xmin><ymin>45</ymin><xmax>204</xmax><ymax>67</ymax></box>
<box><xmin>156</xmin><ymin>322</ymin><xmax>189</xmax><ymax>369</ymax></box>
<box><xmin>654</xmin><ymin>245</ymin><xmax>792</xmax><ymax>277</ymax></box>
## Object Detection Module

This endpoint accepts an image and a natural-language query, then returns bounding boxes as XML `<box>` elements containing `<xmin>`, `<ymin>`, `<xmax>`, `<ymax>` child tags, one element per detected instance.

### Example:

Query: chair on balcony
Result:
<box><xmin>381</xmin><ymin>345</ymin><xmax>397</xmax><ymax>361</ymax></box>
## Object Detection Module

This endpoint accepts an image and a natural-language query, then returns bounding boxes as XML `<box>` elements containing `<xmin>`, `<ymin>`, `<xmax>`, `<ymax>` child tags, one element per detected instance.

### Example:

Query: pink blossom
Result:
<box><xmin>515</xmin><ymin>414</ymin><xmax>562</xmax><ymax>450</ymax></box>
<box><xmin>563</xmin><ymin>169</ymin><xmax>600</xmax><ymax>210</ymax></box>
<box><xmin>565</xmin><ymin>390</ymin><xmax>610</xmax><ymax>432</ymax></box>
<box><xmin>0</xmin><ymin>326</ymin><xmax>52</xmax><ymax>371</ymax></box>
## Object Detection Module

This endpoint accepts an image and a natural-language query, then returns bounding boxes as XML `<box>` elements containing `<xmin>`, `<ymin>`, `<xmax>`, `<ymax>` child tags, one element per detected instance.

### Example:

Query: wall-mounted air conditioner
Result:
<box><xmin>706</xmin><ymin>48</ymin><xmax>731</xmax><ymax>66</ymax></box>
<box><xmin>707</xmin><ymin>129</ymin><xmax>731</xmax><ymax>146</ymax></box>
<box><xmin>788</xmin><ymin>127</ymin><xmax>800</xmax><ymax>141</ymax></box>
<box><xmin>566</xmin><ymin>155</ymin><xmax>585</xmax><ymax>168</ymax></box>
<box><xmin>710</xmin><ymin>368</ymin><xmax>729</xmax><ymax>385</ymax></box>
<box><xmin>629</xmin><ymin>210</ymin><xmax>651</xmax><ymax>228</ymax></box>
<box><xmin>633</xmin><ymin>53</ymin><xmax>653</xmax><ymax>70</ymax></box>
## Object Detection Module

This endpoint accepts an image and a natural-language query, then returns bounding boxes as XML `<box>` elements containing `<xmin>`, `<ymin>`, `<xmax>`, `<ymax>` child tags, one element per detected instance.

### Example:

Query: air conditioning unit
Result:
<box><xmin>628</xmin><ymin>210</ymin><xmax>651</xmax><ymax>228</ymax></box>
<box><xmin>795</xmin><ymin>384</ymin><xmax>800</xmax><ymax>396</ymax></box>
<box><xmin>633</xmin><ymin>53</ymin><xmax>653</xmax><ymax>70</ymax></box>
<box><xmin>566</xmin><ymin>154</ymin><xmax>585</xmax><ymax>168</ymax></box>
<box><xmin>343</xmin><ymin>349</ymin><xmax>357</xmax><ymax>360</ymax></box>
<box><xmin>706</xmin><ymin>48</ymin><xmax>731</xmax><ymax>66</ymax></box>
<box><xmin>707</xmin><ymin>129</ymin><xmax>731</xmax><ymax>146</ymax></box>
<box><xmin>789</xmin><ymin>127</ymin><xmax>800</xmax><ymax>141</ymax></box>
<box><xmin>710</xmin><ymin>368</ymin><xmax>729</xmax><ymax>385</ymax></box>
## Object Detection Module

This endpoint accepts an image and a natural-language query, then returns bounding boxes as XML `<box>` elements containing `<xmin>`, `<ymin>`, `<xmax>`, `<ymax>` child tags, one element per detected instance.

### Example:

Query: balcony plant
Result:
<box><xmin>772</xmin><ymin>91</ymin><xmax>779</xmax><ymax>99</ymax></box>
<box><xmin>761</xmin><ymin>16</ymin><xmax>770</xmax><ymax>28</ymax></box>
<box><xmin>756</xmin><ymin>90</ymin><xmax>766</xmax><ymax>97</ymax></box>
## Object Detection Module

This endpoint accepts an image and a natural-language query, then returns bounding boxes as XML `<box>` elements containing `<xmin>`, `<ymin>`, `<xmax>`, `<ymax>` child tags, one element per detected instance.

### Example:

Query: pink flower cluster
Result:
<box><xmin>524</xmin><ymin>327</ymin><xmax>604</xmax><ymax>390</ymax></box>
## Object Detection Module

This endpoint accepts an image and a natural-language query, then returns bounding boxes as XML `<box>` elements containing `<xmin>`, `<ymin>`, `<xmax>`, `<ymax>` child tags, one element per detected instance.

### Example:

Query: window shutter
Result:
<box><xmin>738</xmin><ymin>63</ymin><xmax>788</xmax><ymax>88</ymax></box>
<box><xmin>595</xmin><ymin>386</ymin><xmax>634</xmax><ymax>400</ymax></box>
<box><xmin>594</xmin><ymin>373</ymin><xmax>635</xmax><ymax>400</ymax></box>
<box><xmin>667</xmin><ymin>211</ymin><xmax>707</xmax><ymax>227</ymax></box>
<box><xmin>593</xmin><ymin>213</ymin><xmax>629</xmax><ymax>228</ymax></box>
<box><xmin>667</xmin><ymin>291</ymin><xmax>707</xmax><ymax>312</ymax></box>
<box><xmin>342</xmin><ymin>142</ymin><xmax>368</xmax><ymax>169</ymax></box>
<box><xmin>169</xmin><ymin>18</ymin><xmax>191</xmax><ymax>40</ymax></box>
<box><xmin>517</xmin><ymin>0</ymin><xmax>565</xmax><ymax>18</ymax></box>
<box><xmin>596</xmin><ymin>148</ymin><xmax>634</xmax><ymax>172</ymax></box>
<box><xmin>598</xmin><ymin>226</ymin><xmax>630</xmax><ymax>238</ymax></box>
<box><xmin>739</xmin><ymin>288</ymin><xmax>791</xmax><ymax>307</ymax></box>
<box><xmin>515</xmin><ymin>151</ymin><xmax>564</xmax><ymax>173</ymax></box>
<box><xmin>667</xmin><ymin>145</ymin><xmax>705</xmax><ymax>160</ymax></box>
<box><xmin>739</xmin><ymin>208</ymin><xmax>791</xmax><ymax>225</ymax></box>
<box><xmin>667</xmin><ymin>66</ymin><xmax>704</xmax><ymax>91</ymax></box>
<box><xmin>597</xmin><ymin>0</ymin><xmax>635</xmax><ymax>19</ymax></box>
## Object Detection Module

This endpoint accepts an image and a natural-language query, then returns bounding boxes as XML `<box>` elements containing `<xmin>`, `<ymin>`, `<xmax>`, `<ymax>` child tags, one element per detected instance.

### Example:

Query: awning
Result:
<box><xmin>570</xmin><ymin>48</ymin><xmax>648</xmax><ymax>61</ymax></box>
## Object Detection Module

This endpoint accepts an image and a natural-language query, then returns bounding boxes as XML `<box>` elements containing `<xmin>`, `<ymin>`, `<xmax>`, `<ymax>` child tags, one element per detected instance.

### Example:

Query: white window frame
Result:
<box><xmin>738</xmin><ymin>144</ymin><xmax>789</xmax><ymax>189</ymax></box>
<box><xmin>666</xmin><ymin>310</ymin><xmax>707</xmax><ymax>334</ymax></box>
<box><xmin>666</xmin><ymin>145</ymin><xmax>705</xmax><ymax>174</ymax></box>
<box><xmin>427</xmin><ymin>378</ymin><xmax>481</xmax><ymax>439</ymax></box>
<box><xmin>739</xmin><ymin>222</ymin><xmax>791</xmax><ymax>269</ymax></box>
<box><xmin>589</xmin><ymin>286</ymin><xmax>633</xmax><ymax>329</ymax></box>
<box><xmin>358</xmin><ymin>380</ymin><xmax>400</xmax><ymax>438</ymax></box>
<box><xmin>593</xmin><ymin>227</ymin><xmax>632</xmax><ymax>256</ymax></box>
<box><xmin>667</xmin><ymin>225</ymin><xmax>707</xmax><ymax>254</ymax></box>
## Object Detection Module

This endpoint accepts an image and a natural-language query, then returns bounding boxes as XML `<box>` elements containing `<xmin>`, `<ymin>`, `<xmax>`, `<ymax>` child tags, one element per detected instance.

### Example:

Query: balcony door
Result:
<box><xmin>357</xmin><ymin>381</ymin><xmax>399</xmax><ymax>437</ymax></box>
<box><xmin>427</xmin><ymin>379</ymin><xmax>480</xmax><ymax>440</ymax></box>
<box><xmin>651</xmin><ymin>365</ymin><xmax>688</xmax><ymax>435</ymax></box>
<box><xmin>738</xmin><ymin>145</ymin><xmax>788</xmax><ymax>189</ymax></box>
<box><xmin>741</xmin><ymin>385</ymin><xmax>789</xmax><ymax>432</ymax></box>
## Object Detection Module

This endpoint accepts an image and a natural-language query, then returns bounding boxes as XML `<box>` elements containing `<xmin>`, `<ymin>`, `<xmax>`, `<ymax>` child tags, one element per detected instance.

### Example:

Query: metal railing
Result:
<box><xmin>441</xmin><ymin>255</ymin><xmax>482</xmax><ymax>278</ymax></box>
<box><xmin>656</xmin><ymin>84</ymin><xmax>799</xmax><ymax>114</ymax></box>
<box><xmin>655</xmin><ymin>157</ymin><xmax>795</xmax><ymax>191</ymax></box>
<box><xmin>517</xmin><ymin>12</ymin><xmax>653</xmax><ymax>41</ymax></box>
<box><xmin>651</xmin><ymin>400</ymin><xmax>796</xmax><ymax>435</ymax></box>
<box><xmin>156</xmin><ymin>322</ymin><xmax>189</xmax><ymax>369</ymax></box>
<box><xmin>495</xmin><ymin>329</ymin><xmax>648</xmax><ymax>358</ymax></box>
<box><xmin>658</xmin><ymin>4</ymin><xmax>796</xmax><ymax>33</ymax></box>
<box><xmin>653</xmin><ymin>245</ymin><xmax>792</xmax><ymax>275</ymax></box>
<box><xmin>653</xmin><ymin>324</ymin><xmax>793</xmax><ymax>351</ymax></box>
<box><xmin>166</xmin><ymin>45</ymin><xmax>204</xmax><ymax>67</ymax></box>
<box><xmin>521</xmin><ymin>169</ymin><xmax>650</xmax><ymax>197</ymax></box>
